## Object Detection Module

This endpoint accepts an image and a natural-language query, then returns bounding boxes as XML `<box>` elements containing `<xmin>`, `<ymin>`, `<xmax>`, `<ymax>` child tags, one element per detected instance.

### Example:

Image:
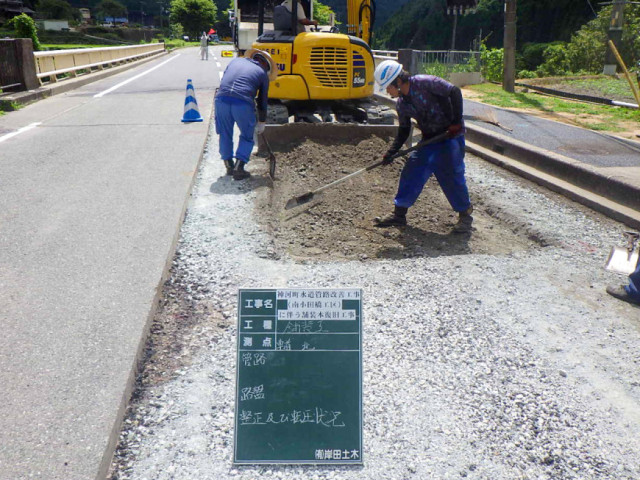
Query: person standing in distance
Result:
<box><xmin>200</xmin><ymin>32</ymin><xmax>209</xmax><ymax>60</ymax></box>
<box><xmin>214</xmin><ymin>49</ymin><xmax>277</xmax><ymax>180</ymax></box>
<box><xmin>373</xmin><ymin>60</ymin><xmax>473</xmax><ymax>233</ymax></box>
<box><xmin>280</xmin><ymin>0</ymin><xmax>318</xmax><ymax>33</ymax></box>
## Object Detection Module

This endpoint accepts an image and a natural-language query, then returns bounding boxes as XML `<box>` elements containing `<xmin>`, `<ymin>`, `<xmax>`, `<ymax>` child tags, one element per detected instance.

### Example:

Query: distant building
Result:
<box><xmin>79</xmin><ymin>7</ymin><xmax>90</xmax><ymax>24</ymax></box>
<box><xmin>0</xmin><ymin>0</ymin><xmax>35</xmax><ymax>22</ymax></box>
<box><xmin>103</xmin><ymin>16</ymin><xmax>128</xmax><ymax>26</ymax></box>
<box><xmin>36</xmin><ymin>19</ymin><xmax>70</xmax><ymax>31</ymax></box>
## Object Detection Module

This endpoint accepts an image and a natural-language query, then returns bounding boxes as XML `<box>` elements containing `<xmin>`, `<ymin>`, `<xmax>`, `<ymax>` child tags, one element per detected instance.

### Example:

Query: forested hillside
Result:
<box><xmin>321</xmin><ymin>0</ymin><xmax>412</xmax><ymax>30</ymax></box>
<box><xmin>374</xmin><ymin>0</ymin><xmax>602</xmax><ymax>50</ymax></box>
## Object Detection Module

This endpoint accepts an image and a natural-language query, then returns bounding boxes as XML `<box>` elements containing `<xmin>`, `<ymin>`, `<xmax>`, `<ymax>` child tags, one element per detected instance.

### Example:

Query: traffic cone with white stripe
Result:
<box><xmin>181</xmin><ymin>79</ymin><xmax>203</xmax><ymax>123</ymax></box>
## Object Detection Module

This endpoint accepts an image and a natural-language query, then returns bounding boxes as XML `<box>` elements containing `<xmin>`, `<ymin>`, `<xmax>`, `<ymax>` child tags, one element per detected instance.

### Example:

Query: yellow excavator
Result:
<box><xmin>243</xmin><ymin>0</ymin><xmax>393</xmax><ymax>124</ymax></box>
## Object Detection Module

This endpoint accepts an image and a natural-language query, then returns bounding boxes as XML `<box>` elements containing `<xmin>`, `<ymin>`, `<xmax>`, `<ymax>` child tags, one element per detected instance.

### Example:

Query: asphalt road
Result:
<box><xmin>464</xmin><ymin>100</ymin><xmax>640</xmax><ymax>168</ymax></box>
<box><xmin>0</xmin><ymin>46</ymin><xmax>232</xmax><ymax>480</ymax></box>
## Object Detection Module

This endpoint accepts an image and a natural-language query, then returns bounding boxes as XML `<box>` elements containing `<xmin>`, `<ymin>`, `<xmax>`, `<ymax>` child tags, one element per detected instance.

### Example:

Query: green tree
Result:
<box><xmin>536</xmin><ymin>43</ymin><xmax>571</xmax><ymax>76</ymax></box>
<box><xmin>537</xmin><ymin>4</ymin><xmax>640</xmax><ymax>75</ymax></box>
<box><xmin>170</xmin><ymin>0</ymin><xmax>217</xmax><ymax>39</ymax></box>
<box><xmin>480</xmin><ymin>44</ymin><xmax>503</xmax><ymax>82</ymax></box>
<box><xmin>314</xmin><ymin>1</ymin><xmax>335</xmax><ymax>26</ymax></box>
<box><xmin>8</xmin><ymin>13</ymin><xmax>41</xmax><ymax>51</ymax></box>
<box><xmin>171</xmin><ymin>22</ymin><xmax>184</xmax><ymax>38</ymax></box>
<box><xmin>37</xmin><ymin>0</ymin><xmax>78</xmax><ymax>20</ymax></box>
<box><xmin>97</xmin><ymin>0</ymin><xmax>128</xmax><ymax>23</ymax></box>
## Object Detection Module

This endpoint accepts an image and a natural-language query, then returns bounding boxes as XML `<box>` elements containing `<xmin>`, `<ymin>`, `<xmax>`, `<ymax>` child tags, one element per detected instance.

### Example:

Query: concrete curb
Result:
<box><xmin>1</xmin><ymin>50</ymin><xmax>168</xmax><ymax>108</ymax></box>
<box><xmin>464</xmin><ymin>123</ymin><xmax>640</xmax><ymax>212</ymax></box>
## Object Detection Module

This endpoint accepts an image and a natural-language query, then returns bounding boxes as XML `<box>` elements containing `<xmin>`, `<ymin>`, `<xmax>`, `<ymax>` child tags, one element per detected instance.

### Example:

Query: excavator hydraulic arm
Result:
<box><xmin>347</xmin><ymin>0</ymin><xmax>375</xmax><ymax>45</ymax></box>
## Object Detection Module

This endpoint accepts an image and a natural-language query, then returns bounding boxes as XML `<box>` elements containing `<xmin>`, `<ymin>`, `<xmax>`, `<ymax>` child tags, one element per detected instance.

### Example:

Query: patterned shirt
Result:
<box><xmin>396</xmin><ymin>75</ymin><xmax>464</xmax><ymax>139</ymax></box>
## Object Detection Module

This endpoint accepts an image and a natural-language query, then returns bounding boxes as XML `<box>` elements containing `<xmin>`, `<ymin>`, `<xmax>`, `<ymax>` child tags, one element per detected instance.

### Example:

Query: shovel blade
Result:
<box><xmin>268</xmin><ymin>154</ymin><xmax>276</xmax><ymax>179</ymax></box>
<box><xmin>605</xmin><ymin>246</ymin><xmax>639</xmax><ymax>275</ymax></box>
<box><xmin>285</xmin><ymin>191</ymin><xmax>315</xmax><ymax>210</ymax></box>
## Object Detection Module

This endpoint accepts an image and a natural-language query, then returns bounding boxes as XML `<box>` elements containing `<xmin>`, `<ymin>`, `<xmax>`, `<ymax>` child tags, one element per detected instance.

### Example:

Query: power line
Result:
<box><xmin>585</xmin><ymin>0</ymin><xmax>597</xmax><ymax>16</ymax></box>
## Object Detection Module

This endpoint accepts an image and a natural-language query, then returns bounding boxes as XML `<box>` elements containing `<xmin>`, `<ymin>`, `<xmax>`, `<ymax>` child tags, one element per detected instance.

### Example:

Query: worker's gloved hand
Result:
<box><xmin>447</xmin><ymin>123</ymin><xmax>463</xmax><ymax>138</ymax></box>
<box><xmin>256</xmin><ymin>122</ymin><xmax>266</xmax><ymax>134</ymax></box>
<box><xmin>382</xmin><ymin>151</ymin><xmax>396</xmax><ymax>165</ymax></box>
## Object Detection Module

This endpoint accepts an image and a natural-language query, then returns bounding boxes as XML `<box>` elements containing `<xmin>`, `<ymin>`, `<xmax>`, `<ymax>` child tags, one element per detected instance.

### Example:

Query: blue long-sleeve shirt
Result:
<box><xmin>216</xmin><ymin>58</ymin><xmax>270</xmax><ymax>122</ymax></box>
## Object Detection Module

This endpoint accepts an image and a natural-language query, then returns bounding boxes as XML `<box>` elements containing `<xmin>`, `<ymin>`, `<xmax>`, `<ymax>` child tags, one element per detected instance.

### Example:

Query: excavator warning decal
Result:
<box><xmin>353</xmin><ymin>68</ymin><xmax>366</xmax><ymax>88</ymax></box>
<box><xmin>352</xmin><ymin>51</ymin><xmax>365</xmax><ymax>67</ymax></box>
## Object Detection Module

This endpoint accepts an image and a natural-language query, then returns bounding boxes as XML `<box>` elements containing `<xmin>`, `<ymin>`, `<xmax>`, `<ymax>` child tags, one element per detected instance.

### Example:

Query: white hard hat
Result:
<box><xmin>374</xmin><ymin>59</ymin><xmax>403</xmax><ymax>91</ymax></box>
<box><xmin>246</xmin><ymin>48</ymin><xmax>278</xmax><ymax>82</ymax></box>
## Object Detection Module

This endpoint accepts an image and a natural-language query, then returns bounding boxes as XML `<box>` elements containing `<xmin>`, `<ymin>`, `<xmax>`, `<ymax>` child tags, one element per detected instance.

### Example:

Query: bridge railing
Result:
<box><xmin>34</xmin><ymin>43</ymin><xmax>165</xmax><ymax>84</ymax></box>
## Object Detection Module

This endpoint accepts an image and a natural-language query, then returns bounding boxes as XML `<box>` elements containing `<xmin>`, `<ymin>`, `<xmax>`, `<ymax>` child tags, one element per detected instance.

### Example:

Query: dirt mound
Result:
<box><xmin>253</xmin><ymin>135</ymin><xmax>542</xmax><ymax>262</ymax></box>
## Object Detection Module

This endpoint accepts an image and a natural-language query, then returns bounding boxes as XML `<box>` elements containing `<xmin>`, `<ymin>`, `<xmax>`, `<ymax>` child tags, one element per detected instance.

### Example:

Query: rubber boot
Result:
<box><xmin>374</xmin><ymin>206</ymin><xmax>408</xmax><ymax>227</ymax></box>
<box><xmin>453</xmin><ymin>205</ymin><xmax>473</xmax><ymax>233</ymax></box>
<box><xmin>233</xmin><ymin>160</ymin><xmax>251</xmax><ymax>180</ymax></box>
<box><xmin>223</xmin><ymin>159</ymin><xmax>235</xmax><ymax>176</ymax></box>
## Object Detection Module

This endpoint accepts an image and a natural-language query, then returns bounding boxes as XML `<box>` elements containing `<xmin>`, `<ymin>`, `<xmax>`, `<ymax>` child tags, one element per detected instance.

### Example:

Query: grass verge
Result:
<box><xmin>465</xmin><ymin>83</ymin><xmax>640</xmax><ymax>133</ymax></box>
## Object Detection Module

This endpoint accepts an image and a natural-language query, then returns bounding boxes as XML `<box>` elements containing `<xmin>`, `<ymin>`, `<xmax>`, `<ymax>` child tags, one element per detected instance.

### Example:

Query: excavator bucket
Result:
<box><xmin>259</xmin><ymin>123</ymin><xmax>397</xmax><ymax>152</ymax></box>
<box><xmin>257</xmin><ymin>123</ymin><xmax>397</xmax><ymax>180</ymax></box>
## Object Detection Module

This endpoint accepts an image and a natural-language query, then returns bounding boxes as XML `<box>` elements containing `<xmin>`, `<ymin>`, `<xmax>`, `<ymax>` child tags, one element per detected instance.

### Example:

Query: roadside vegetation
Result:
<box><xmin>465</xmin><ymin>82</ymin><xmax>640</xmax><ymax>134</ymax></box>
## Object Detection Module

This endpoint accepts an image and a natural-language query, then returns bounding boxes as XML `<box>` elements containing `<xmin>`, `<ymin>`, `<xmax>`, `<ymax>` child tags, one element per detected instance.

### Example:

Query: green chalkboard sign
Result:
<box><xmin>234</xmin><ymin>288</ymin><xmax>363</xmax><ymax>464</ymax></box>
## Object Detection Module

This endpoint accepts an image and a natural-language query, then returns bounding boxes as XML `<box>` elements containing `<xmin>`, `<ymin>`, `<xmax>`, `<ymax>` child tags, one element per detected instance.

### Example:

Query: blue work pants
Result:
<box><xmin>627</xmin><ymin>262</ymin><xmax>640</xmax><ymax>300</ymax></box>
<box><xmin>215</xmin><ymin>96</ymin><xmax>256</xmax><ymax>163</ymax></box>
<box><xmin>394</xmin><ymin>136</ymin><xmax>471</xmax><ymax>212</ymax></box>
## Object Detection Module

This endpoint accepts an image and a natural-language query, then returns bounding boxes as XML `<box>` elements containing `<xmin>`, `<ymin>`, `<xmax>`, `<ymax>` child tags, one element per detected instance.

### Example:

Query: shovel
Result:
<box><xmin>284</xmin><ymin>132</ymin><xmax>448</xmax><ymax>210</ymax></box>
<box><xmin>605</xmin><ymin>231</ymin><xmax>640</xmax><ymax>275</ymax></box>
<box><xmin>261</xmin><ymin>133</ymin><xmax>277</xmax><ymax>180</ymax></box>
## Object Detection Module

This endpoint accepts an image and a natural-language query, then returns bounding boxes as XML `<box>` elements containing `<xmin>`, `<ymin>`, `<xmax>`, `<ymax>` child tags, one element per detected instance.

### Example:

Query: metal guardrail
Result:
<box><xmin>373</xmin><ymin>49</ymin><xmax>481</xmax><ymax>84</ymax></box>
<box><xmin>417</xmin><ymin>50</ymin><xmax>481</xmax><ymax>76</ymax></box>
<box><xmin>34</xmin><ymin>43</ymin><xmax>165</xmax><ymax>83</ymax></box>
<box><xmin>372</xmin><ymin>49</ymin><xmax>398</xmax><ymax>60</ymax></box>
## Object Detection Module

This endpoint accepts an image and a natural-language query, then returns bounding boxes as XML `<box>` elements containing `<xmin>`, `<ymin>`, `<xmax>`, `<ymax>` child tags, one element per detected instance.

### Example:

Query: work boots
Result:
<box><xmin>374</xmin><ymin>206</ymin><xmax>408</xmax><ymax>227</ymax></box>
<box><xmin>606</xmin><ymin>285</ymin><xmax>640</xmax><ymax>306</ymax></box>
<box><xmin>233</xmin><ymin>160</ymin><xmax>250</xmax><ymax>180</ymax></box>
<box><xmin>223</xmin><ymin>159</ymin><xmax>235</xmax><ymax>176</ymax></box>
<box><xmin>453</xmin><ymin>205</ymin><xmax>474</xmax><ymax>233</ymax></box>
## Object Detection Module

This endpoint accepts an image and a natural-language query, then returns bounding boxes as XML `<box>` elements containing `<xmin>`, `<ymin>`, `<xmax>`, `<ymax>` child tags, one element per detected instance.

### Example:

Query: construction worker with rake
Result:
<box><xmin>373</xmin><ymin>60</ymin><xmax>474</xmax><ymax>233</ymax></box>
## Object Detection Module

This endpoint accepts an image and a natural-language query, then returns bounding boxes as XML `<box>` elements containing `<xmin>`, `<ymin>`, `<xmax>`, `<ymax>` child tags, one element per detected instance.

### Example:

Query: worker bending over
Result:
<box><xmin>373</xmin><ymin>60</ymin><xmax>473</xmax><ymax>234</ymax></box>
<box><xmin>214</xmin><ymin>49</ymin><xmax>277</xmax><ymax>180</ymax></box>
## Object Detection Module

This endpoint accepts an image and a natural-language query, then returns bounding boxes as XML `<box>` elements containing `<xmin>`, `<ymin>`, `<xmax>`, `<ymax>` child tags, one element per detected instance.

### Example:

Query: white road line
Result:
<box><xmin>93</xmin><ymin>55</ymin><xmax>180</xmax><ymax>98</ymax></box>
<box><xmin>0</xmin><ymin>122</ymin><xmax>42</xmax><ymax>143</ymax></box>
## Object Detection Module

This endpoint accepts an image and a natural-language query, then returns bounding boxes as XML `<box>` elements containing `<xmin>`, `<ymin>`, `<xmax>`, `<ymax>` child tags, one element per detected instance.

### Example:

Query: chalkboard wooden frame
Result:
<box><xmin>234</xmin><ymin>288</ymin><xmax>363</xmax><ymax>465</ymax></box>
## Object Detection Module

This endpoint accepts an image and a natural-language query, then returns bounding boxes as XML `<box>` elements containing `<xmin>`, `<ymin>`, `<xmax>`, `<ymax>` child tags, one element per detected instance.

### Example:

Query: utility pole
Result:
<box><xmin>450</xmin><ymin>8</ymin><xmax>458</xmax><ymax>50</ymax></box>
<box><xmin>503</xmin><ymin>0</ymin><xmax>516</xmax><ymax>92</ymax></box>
<box><xmin>603</xmin><ymin>0</ymin><xmax>626</xmax><ymax>75</ymax></box>
<box><xmin>446</xmin><ymin>1</ymin><xmax>478</xmax><ymax>51</ymax></box>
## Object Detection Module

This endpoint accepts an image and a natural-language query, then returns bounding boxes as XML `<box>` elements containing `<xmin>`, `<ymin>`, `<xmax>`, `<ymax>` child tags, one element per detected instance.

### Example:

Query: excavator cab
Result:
<box><xmin>251</xmin><ymin>0</ymin><xmax>393</xmax><ymax>124</ymax></box>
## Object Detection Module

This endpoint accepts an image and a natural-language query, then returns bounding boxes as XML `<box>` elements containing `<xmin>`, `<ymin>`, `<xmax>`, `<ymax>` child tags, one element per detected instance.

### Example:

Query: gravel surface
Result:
<box><xmin>108</xmin><ymin>126</ymin><xmax>640</xmax><ymax>480</ymax></box>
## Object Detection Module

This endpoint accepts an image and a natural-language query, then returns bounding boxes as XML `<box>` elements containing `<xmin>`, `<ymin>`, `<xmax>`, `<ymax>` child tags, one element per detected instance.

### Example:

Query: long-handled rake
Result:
<box><xmin>465</xmin><ymin>109</ymin><xmax>513</xmax><ymax>133</ymax></box>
